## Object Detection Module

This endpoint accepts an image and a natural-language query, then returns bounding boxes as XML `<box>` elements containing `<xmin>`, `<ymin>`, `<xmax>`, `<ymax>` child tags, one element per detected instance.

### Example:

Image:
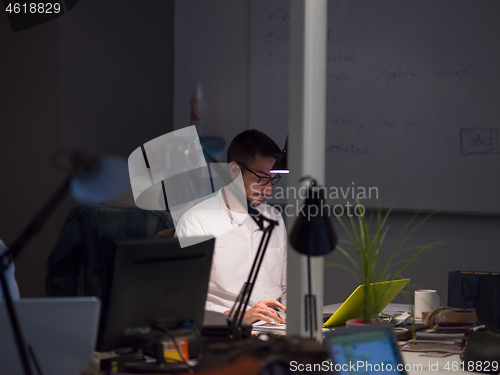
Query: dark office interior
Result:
<box><xmin>1</xmin><ymin>0</ymin><xmax>499</xmax><ymax>308</ymax></box>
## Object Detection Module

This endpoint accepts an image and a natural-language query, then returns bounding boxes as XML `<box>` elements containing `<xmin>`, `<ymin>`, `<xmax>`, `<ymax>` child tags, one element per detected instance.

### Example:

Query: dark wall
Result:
<box><xmin>174</xmin><ymin>0</ymin><xmax>250</xmax><ymax>139</ymax></box>
<box><xmin>59</xmin><ymin>1</ymin><xmax>176</xmax><ymax>155</ymax></box>
<box><xmin>0</xmin><ymin>15</ymin><xmax>60</xmax><ymax>297</ymax></box>
<box><xmin>0</xmin><ymin>0</ymin><xmax>175</xmax><ymax>296</ymax></box>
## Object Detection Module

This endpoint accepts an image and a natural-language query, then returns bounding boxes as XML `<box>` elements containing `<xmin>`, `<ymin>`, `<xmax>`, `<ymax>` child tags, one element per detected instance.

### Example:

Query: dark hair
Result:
<box><xmin>227</xmin><ymin>129</ymin><xmax>281</xmax><ymax>164</ymax></box>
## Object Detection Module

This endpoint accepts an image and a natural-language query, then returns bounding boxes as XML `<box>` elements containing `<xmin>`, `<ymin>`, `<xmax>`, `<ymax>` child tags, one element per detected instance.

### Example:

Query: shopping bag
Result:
<box><xmin>448</xmin><ymin>271</ymin><xmax>500</xmax><ymax>329</ymax></box>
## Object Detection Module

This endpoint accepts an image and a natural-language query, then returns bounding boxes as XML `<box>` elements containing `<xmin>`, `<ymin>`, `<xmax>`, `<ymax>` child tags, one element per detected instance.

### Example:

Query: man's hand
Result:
<box><xmin>224</xmin><ymin>300</ymin><xmax>286</xmax><ymax>324</ymax></box>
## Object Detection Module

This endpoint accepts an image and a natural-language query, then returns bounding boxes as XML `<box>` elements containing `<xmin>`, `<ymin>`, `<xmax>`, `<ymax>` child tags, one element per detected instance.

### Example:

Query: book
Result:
<box><xmin>402</xmin><ymin>340</ymin><xmax>464</xmax><ymax>354</ymax></box>
<box><xmin>415</xmin><ymin>332</ymin><xmax>466</xmax><ymax>340</ymax></box>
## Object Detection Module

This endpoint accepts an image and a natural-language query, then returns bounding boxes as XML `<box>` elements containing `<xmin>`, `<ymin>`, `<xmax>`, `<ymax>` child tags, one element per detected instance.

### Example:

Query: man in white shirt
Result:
<box><xmin>176</xmin><ymin>130</ymin><xmax>286</xmax><ymax>325</ymax></box>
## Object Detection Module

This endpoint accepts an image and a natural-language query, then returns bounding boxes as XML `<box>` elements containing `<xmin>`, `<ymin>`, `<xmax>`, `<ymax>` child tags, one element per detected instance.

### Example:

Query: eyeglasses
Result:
<box><xmin>238</xmin><ymin>163</ymin><xmax>281</xmax><ymax>186</ymax></box>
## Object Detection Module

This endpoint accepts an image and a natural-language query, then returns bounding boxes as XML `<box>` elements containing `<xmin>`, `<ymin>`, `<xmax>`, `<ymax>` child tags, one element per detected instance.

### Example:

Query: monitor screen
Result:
<box><xmin>96</xmin><ymin>236</ymin><xmax>215</xmax><ymax>352</ymax></box>
<box><xmin>324</xmin><ymin>323</ymin><xmax>407</xmax><ymax>374</ymax></box>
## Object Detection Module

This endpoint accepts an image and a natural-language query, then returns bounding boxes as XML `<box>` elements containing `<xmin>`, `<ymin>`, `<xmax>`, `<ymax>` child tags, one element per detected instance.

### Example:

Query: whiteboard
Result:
<box><xmin>249</xmin><ymin>0</ymin><xmax>500</xmax><ymax>214</ymax></box>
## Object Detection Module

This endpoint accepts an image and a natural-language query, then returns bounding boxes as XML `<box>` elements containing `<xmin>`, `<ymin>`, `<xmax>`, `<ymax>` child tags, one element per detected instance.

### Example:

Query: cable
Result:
<box><xmin>190</xmin><ymin>325</ymin><xmax>204</xmax><ymax>361</ymax></box>
<box><xmin>378</xmin><ymin>313</ymin><xmax>393</xmax><ymax>324</ymax></box>
<box><xmin>178</xmin><ymin>321</ymin><xmax>203</xmax><ymax>361</ymax></box>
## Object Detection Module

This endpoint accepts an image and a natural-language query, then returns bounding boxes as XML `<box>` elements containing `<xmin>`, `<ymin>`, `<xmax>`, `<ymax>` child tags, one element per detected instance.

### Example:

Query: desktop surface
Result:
<box><xmin>402</xmin><ymin>351</ymin><xmax>482</xmax><ymax>375</ymax></box>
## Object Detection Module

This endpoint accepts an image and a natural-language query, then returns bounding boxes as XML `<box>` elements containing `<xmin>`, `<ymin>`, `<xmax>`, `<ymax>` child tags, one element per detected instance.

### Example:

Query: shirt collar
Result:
<box><xmin>214</xmin><ymin>188</ymin><xmax>270</xmax><ymax>225</ymax></box>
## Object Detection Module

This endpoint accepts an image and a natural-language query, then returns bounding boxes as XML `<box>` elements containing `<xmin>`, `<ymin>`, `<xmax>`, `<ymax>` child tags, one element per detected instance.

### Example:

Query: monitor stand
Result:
<box><xmin>122</xmin><ymin>343</ymin><xmax>191</xmax><ymax>374</ymax></box>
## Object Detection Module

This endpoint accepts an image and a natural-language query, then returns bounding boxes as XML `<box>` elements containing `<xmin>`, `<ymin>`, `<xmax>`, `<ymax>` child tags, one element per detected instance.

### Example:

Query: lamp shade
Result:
<box><xmin>270</xmin><ymin>137</ymin><xmax>288</xmax><ymax>174</ymax></box>
<box><xmin>6</xmin><ymin>0</ymin><xmax>80</xmax><ymax>33</ymax></box>
<box><xmin>70</xmin><ymin>155</ymin><xmax>130</xmax><ymax>204</ymax></box>
<box><xmin>290</xmin><ymin>180</ymin><xmax>337</xmax><ymax>256</ymax></box>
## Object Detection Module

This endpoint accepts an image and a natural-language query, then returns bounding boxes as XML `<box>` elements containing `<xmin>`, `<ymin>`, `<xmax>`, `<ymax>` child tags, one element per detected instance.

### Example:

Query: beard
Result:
<box><xmin>248</xmin><ymin>193</ymin><xmax>265</xmax><ymax>207</ymax></box>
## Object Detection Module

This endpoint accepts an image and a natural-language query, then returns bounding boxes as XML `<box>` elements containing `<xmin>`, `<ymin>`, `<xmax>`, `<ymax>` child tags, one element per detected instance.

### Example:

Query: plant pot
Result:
<box><xmin>345</xmin><ymin>318</ymin><xmax>382</xmax><ymax>328</ymax></box>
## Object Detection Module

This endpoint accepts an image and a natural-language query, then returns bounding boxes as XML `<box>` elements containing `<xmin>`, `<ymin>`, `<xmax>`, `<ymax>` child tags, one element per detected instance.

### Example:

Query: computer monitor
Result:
<box><xmin>96</xmin><ymin>236</ymin><xmax>215</xmax><ymax>371</ymax></box>
<box><xmin>323</xmin><ymin>323</ymin><xmax>408</xmax><ymax>375</ymax></box>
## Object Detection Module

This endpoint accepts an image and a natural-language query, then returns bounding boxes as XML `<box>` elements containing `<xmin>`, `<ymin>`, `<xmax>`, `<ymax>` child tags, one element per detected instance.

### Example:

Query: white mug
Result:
<box><xmin>414</xmin><ymin>289</ymin><xmax>440</xmax><ymax>319</ymax></box>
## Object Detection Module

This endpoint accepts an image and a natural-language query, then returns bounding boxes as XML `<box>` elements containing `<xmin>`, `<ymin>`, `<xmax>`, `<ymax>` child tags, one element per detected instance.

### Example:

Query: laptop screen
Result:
<box><xmin>324</xmin><ymin>324</ymin><xmax>407</xmax><ymax>374</ymax></box>
<box><xmin>0</xmin><ymin>297</ymin><xmax>100</xmax><ymax>375</ymax></box>
<box><xmin>324</xmin><ymin>279</ymin><xmax>410</xmax><ymax>327</ymax></box>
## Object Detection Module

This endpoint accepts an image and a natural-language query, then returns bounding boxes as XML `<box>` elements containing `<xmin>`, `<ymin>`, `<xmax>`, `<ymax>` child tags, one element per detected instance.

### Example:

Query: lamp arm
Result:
<box><xmin>223</xmin><ymin>221</ymin><xmax>276</xmax><ymax>340</ymax></box>
<box><xmin>6</xmin><ymin>176</ymin><xmax>71</xmax><ymax>261</ymax></box>
<box><xmin>0</xmin><ymin>268</ymin><xmax>33</xmax><ymax>374</ymax></box>
<box><xmin>240</xmin><ymin>221</ymin><xmax>276</xmax><ymax>320</ymax></box>
<box><xmin>228</xmin><ymin>217</ymin><xmax>277</xmax><ymax>338</ymax></box>
<box><xmin>1</xmin><ymin>175</ymin><xmax>72</xmax><ymax>375</ymax></box>
<box><xmin>199</xmin><ymin>147</ymin><xmax>281</xmax><ymax>338</ymax></box>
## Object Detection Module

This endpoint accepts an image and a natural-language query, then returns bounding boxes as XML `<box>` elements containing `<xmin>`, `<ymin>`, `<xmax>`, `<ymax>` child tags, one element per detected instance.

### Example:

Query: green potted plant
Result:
<box><xmin>327</xmin><ymin>201</ymin><xmax>442</xmax><ymax>324</ymax></box>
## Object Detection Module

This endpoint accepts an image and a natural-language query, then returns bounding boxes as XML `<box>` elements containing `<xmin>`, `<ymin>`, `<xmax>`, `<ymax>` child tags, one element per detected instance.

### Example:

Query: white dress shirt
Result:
<box><xmin>176</xmin><ymin>190</ymin><xmax>287</xmax><ymax>313</ymax></box>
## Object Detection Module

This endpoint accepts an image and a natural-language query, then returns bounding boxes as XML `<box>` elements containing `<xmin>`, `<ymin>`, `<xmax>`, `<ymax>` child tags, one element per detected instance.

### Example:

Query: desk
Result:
<box><xmin>403</xmin><ymin>351</ymin><xmax>479</xmax><ymax>375</ymax></box>
<box><xmin>323</xmin><ymin>303</ymin><xmax>483</xmax><ymax>375</ymax></box>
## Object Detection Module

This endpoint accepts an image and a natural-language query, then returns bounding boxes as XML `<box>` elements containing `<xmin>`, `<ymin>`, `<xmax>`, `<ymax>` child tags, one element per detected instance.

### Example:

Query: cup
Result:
<box><xmin>414</xmin><ymin>289</ymin><xmax>440</xmax><ymax>319</ymax></box>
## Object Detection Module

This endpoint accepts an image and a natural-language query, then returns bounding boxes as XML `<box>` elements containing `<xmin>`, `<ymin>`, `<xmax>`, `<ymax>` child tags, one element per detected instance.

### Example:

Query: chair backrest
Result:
<box><xmin>45</xmin><ymin>206</ymin><xmax>173</xmax><ymax>298</ymax></box>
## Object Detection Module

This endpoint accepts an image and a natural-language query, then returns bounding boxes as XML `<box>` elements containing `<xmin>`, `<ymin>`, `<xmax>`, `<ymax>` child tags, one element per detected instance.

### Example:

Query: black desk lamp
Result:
<box><xmin>289</xmin><ymin>177</ymin><xmax>337</xmax><ymax>338</ymax></box>
<box><xmin>5</xmin><ymin>0</ymin><xmax>80</xmax><ymax>33</ymax></box>
<box><xmin>0</xmin><ymin>153</ymin><xmax>129</xmax><ymax>375</ymax></box>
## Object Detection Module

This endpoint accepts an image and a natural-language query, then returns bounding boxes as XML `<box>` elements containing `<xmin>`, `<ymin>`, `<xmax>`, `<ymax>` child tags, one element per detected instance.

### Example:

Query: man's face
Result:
<box><xmin>230</xmin><ymin>154</ymin><xmax>279</xmax><ymax>207</ymax></box>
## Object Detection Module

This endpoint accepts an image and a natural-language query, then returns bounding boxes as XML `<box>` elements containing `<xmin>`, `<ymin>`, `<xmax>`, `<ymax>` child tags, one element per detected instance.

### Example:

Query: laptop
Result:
<box><xmin>324</xmin><ymin>279</ymin><xmax>410</xmax><ymax>327</ymax></box>
<box><xmin>0</xmin><ymin>297</ymin><xmax>100</xmax><ymax>375</ymax></box>
<box><xmin>323</xmin><ymin>323</ymin><xmax>408</xmax><ymax>374</ymax></box>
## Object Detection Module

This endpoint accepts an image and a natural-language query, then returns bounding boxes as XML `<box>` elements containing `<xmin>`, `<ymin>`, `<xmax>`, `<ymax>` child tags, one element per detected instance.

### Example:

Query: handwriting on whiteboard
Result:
<box><xmin>326</xmin><ymin>141</ymin><xmax>373</xmax><ymax>158</ymax></box>
<box><xmin>329</xmin><ymin>113</ymin><xmax>425</xmax><ymax>136</ymax></box>
<box><xmin>461</xmin><ymin>128</ymin><xmax>500</xmax><ymax>155</ymax></box>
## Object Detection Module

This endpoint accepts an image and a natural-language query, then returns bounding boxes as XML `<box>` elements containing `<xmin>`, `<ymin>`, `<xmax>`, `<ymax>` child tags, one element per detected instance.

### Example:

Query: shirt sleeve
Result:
<box><xmin>176</xmin><ymin>214</ymin><xmax>206</xmax><ymax>237</ymax></box>
<box><xmin>205</xmin><ymin>300</ymin><xmax>231</xmax><ymax>314</ymax></box>
<box><xmin>175</xmin><ymin>214</ymin><xmax>214</xmax><ymax>248</ymax></box>
<box><xmin>177</xmin><ymin>214</ymin><xmax>231</xmax><ymax>312</ymax></box>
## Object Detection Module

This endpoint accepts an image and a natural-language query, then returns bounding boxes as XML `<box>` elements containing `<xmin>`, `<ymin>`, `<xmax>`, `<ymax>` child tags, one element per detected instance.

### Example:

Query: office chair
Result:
<box><xmin>45</xmin><ymin>206</ymin><xmax>173</xmax><ymax>298</ymax></box>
